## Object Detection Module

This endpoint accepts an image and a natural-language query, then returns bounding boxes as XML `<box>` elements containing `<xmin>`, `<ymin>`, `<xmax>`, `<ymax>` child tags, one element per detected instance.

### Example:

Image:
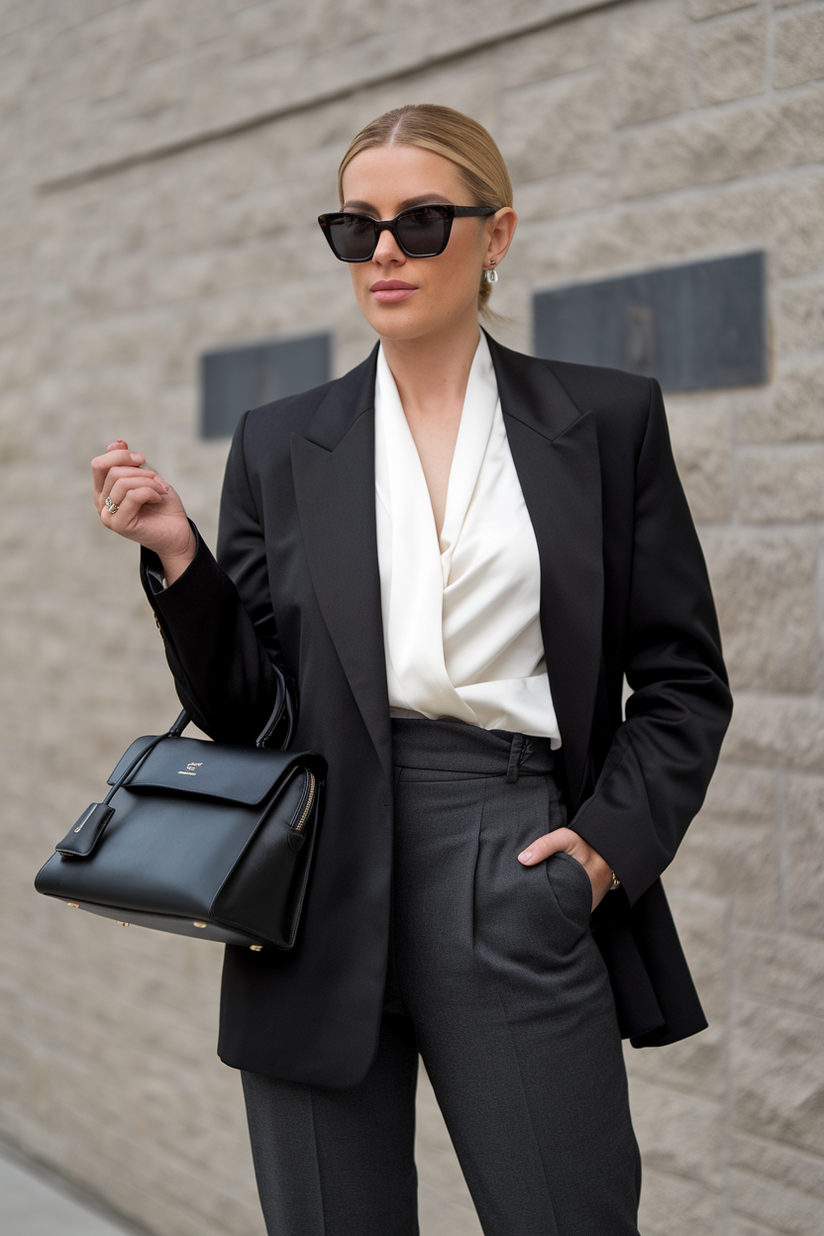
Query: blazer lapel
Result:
<box><xmin>488</xmin><ymin>336</ymin><xmax>604</xmax><ymax>808</ymax></box>
<box><xmin>291</xmin><ymin>346</ymin><xmax>393</xmax><ymax>785</ymax></box>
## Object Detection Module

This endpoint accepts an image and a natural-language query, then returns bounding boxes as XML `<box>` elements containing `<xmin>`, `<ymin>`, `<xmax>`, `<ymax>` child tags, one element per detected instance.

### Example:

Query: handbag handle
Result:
<box><xmin>166</xmin><ymin>671</ymin><xmax>295</xmax><ymax>748</ymax></box>
<box><xmin>253</xmin><ymin>671</ymin><xmax>296</xmax><ymax>749</ymax></box>
<box><xmin>54</xmin><ymin>681</ymin><xmax>294</xmax><ymax>860</ymax></box>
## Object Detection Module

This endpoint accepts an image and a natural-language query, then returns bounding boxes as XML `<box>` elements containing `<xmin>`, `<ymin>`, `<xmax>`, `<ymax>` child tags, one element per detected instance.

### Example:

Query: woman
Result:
<box><xmin>92</xmin><ymin>105</ymin><xmax>732</xmax><ymax>1236</ymax></box>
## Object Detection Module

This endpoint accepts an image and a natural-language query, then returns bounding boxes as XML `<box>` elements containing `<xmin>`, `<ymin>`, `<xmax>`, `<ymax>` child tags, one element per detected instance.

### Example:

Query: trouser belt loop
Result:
<box><xmin>506</xmin><ymin>733</ymin><xmax>525</xmax><ymax>783</ymax></box>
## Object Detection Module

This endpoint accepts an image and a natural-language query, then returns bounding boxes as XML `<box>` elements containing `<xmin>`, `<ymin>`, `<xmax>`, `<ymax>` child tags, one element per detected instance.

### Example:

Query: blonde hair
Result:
<box><xmin>337</xmin><ymin>104</ymin><xmax>513</xmax><ymax>317</ymax></box>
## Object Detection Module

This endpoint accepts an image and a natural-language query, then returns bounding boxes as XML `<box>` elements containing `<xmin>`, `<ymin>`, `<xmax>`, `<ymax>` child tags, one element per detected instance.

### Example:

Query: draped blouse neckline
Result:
<box><xmin>374</xmin><ymin>332</ymin><xmax>561</xmax><ymax>742</ymax></box>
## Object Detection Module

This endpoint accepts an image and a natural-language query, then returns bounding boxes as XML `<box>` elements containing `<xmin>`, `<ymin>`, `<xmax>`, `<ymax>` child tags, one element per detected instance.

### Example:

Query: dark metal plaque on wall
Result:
<box><xmin>200</xmin><ymin>332</ymin><xmax>331</xmax><ymax>439</ymax></box>
<box><xmin>533</xmin><ymin>251</ymin><xmax>767</xmax><ymax>391</ymax></box>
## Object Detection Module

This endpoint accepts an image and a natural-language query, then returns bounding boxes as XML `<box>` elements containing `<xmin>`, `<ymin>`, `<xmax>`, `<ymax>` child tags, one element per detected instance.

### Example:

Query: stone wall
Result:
<box><xmin>1</xmin><ymin>1</ymin><xmax>823</xmax><ymax>1233</ymax></box>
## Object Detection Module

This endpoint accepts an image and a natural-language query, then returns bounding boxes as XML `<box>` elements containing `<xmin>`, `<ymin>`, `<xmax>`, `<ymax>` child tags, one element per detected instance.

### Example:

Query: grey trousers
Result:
<box><xmin>242</xmin><ymin>718</ymin><xmax>641</xmax><ymax>1236</ymax></box>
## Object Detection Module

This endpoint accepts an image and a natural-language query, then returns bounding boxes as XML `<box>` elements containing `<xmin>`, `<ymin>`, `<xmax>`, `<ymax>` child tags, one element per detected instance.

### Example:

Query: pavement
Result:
<box><xmin>0</xmin><ymin>1142</ymin><xmax>140</xmax><ymax>1236</ymax></box>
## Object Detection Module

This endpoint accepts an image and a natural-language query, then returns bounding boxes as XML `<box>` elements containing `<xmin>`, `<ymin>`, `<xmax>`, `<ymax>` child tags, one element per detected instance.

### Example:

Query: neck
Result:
<box><xmin>380</xmin><ymin>312</ymin><xmax>482</xmax><ymax>420</ymax></box>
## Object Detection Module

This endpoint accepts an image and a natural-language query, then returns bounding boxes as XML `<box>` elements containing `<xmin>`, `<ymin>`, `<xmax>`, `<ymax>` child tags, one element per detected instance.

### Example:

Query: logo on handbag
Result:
<box><xmin>178</xmin><ymin>763</ymin><xmax>203</xmax><ymax>776</ymax></box>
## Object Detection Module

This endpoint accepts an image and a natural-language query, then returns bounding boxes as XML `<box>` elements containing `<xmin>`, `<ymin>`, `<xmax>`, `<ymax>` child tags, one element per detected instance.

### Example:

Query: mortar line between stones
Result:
<box><xmin>814</xmin><ymin>525</ymin><xmax>824</xmax><ymax>700</ymax></box>
<box><xmin>776</xmin><ymin>765</ymin><xmax>788</xmax><ymax>932</ymax></box>
<box><xmin>604</xmin><ymin>6</ymin><xmax>619</xmax><ymax>208</ymax></box>
<box><xmin>684</xmin><ymin>0</ymin><xmax>698</xmax><ymax>114</ymax></box>
<box><xmin>491</xmin><ymin>160</ymin><xmax>824</xmax><ymax>240</ymax></box>
<box><xmin>580</xmin><ymin>70</ymin><xmax>823</xmax><ymax>137</ymax></box>
<box><xmin>733</xmin><ymin>1124</ymin><xmax>824</xmax><ymax>1163</ymax></box>
<box><xmin>765</xmin><ymin>0</ymin><xmax>776</xmax><ymax>98</ymax></box>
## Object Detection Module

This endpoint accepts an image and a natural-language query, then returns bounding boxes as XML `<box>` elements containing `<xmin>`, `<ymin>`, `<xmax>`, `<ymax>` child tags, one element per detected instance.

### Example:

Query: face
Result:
<box><xmin>338</xmin><ymin>143</ymin><xmax>516</xmax><ymax>344</ymax></box>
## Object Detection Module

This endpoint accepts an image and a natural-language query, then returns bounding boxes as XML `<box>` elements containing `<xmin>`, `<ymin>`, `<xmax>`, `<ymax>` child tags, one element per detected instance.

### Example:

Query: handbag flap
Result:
<box><xmin>108</xmin><ymin>735</ymin><xmax>316</xmax><ymax>807</ymax></box>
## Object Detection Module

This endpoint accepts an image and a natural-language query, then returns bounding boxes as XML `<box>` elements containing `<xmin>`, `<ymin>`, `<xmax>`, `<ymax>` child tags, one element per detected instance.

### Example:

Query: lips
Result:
<box><xmin>370</xmin><ymin>279</ymin><xmax>418</xmax><ymax>303</ymax></box>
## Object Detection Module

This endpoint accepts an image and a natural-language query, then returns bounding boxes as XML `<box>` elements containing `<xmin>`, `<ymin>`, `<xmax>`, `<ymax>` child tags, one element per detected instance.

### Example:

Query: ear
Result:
<box><xmin>485</xmin><ymin>207</ymin><xmax>518</xmax><ymax>268</ymax></box>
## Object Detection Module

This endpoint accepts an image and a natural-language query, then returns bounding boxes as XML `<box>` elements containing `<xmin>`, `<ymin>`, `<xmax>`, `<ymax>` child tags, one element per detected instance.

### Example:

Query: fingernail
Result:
<box><xmin>518</xmin><ymin>850</ymin><xmax>532</xmax><ymax>862</ymax></box>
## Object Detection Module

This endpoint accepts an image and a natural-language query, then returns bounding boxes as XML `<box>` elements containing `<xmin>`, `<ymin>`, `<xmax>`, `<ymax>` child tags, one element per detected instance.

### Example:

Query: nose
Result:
<box><xmin>373</xmin><ymin>225</ymin><xmax>405</xmax><ymax>266</ymax></box>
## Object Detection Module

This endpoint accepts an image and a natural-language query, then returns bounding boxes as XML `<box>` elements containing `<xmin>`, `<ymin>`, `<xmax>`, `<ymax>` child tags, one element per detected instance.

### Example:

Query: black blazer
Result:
<box><xmin>142</xmin><ymin>333</ymin><xmax>732</xmax><ymax>1087</ymax></box>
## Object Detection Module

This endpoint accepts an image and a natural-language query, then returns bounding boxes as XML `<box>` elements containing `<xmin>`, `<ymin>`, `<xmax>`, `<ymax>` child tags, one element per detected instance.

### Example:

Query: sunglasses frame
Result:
<box><xmin>317</xmin><ymin>204</ymin><xmax>499</xmax><ymax>263</ymax></box>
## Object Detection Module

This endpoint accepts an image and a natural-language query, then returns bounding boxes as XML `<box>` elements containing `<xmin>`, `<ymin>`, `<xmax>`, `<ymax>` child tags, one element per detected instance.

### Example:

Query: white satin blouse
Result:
<box><xmin>374</xmin><ymin>333</ymin><xmax>561</xmax><ymax>744</ymax></box>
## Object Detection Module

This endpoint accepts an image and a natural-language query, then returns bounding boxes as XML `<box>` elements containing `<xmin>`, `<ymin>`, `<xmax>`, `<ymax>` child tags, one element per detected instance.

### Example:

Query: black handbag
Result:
<box><xmin>35</xmin><ymin>694</ymin><xmax>326</xmax><ymax>952</ymax></box>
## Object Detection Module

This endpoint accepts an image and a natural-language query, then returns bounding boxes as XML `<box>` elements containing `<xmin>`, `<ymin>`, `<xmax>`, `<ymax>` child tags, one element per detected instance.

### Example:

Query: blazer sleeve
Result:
<box><xmin>140</xmin><ymin>410</ymin><xmax>294</xmax><ymax>744</ymax></box>
<box><xmin>569</xmin><ymin>378</ymin><xmax>732</xmax><ymax>905</ymax></box>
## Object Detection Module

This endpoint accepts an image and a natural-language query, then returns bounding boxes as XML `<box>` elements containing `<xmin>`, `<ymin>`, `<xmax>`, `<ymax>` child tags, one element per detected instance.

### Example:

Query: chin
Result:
<box><xmin>362</xmin><ymin>304</ymin><xmax>431</xmax><ymax>341</ymax></box>
<box><xmin>368</xmin><ymin>304</ymin><xmax>472</xmax><ymax>346</ymax></box>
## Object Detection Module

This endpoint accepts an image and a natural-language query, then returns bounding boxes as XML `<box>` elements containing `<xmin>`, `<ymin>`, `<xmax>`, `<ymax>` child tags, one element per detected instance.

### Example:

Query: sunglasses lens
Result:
<box><xmin>326</xmin><ymin>214</ymin><xmax>377</xmax><ymax>261</ymax></box>
<box><xmin>395</xmin><ymin>206</ymin><xmax>449</xmax><ymax>256</ymax></box>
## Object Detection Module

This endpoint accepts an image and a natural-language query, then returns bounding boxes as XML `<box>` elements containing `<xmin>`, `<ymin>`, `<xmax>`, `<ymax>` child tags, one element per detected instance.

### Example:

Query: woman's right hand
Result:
<box><xmin>91</xmin><ymin>440</ymin><xmax>196</xmax><ymax>585</ymax></box>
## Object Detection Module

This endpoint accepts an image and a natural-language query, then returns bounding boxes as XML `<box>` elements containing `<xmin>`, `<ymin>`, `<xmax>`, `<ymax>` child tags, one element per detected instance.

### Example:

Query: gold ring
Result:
<box><xmin>104</xmin><ymin>496</ymin><xmax>119</xmax><ymax>514</ymax></box>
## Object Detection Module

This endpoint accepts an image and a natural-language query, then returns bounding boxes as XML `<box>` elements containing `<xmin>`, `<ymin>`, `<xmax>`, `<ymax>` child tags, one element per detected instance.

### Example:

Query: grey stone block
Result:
<box><xmin>701</xmin><ymin>527</ymin><xmax>817</xmax><ymax>691</ymax></box>
<box><xmin>735</xmin><ymin>929</ymin><xmax>824</xmax><ymax>1019</ymax></box>
<box><xmin>770</xmin><ymin>170</ymin><xmax>824</xmax><ymax>278</ymax></box>
<box><xmin>731</xmin><ymin>1169</ymin><xmax>824</xmax><ymax>1234</ymax></box>
<box><xmin>738</xmin><ymin>444</ymin><xmax>824</xmax><ymax>522</ymax></box>
<box><xmin>231</xmin><ymin>2</ymin><xmax>309</xmax><ymax>59</ymax></box>
<box><xmin>611</xmin><ymin>0</ymin><xmax>687</xmax><ymax>125</ymax></box>
<box><xmin>625</xmin><ymin>889</ymin><xmax>729</xmax><ymax>1098</ymax></box>
<box><xmin>636</xmin><ymin>1166</ymin><xmax>727</xmax><ymax>1234</ymax></box>
<box><xmin>785</xmin><ymin>774</ymin><xmax>824</xmax><ymax>938</ymax></box>
<box><xmin>669</xmin><ymin>760</ymin><xmax>779</xmax><ymax>927</ymax></box>
<box><xmin>732</xmin><ymin>1130</ymin><xmax>824</xmax><ymax>1204</ymax></box>
<box><xmin>692</xmin><ymin>9</ymin><xmax>767</xmax><ymax>104</ymax></box>
<box><xmin>738</xmin><ymin>360</ymin><xmax>824</xmax><ymax>442</ymax></box>
<box><xmin>722</xmin><ymin>693</ymin><xmax>824</xmax><ymax>773</ymax></box>
<box><xmin>499</xmin><ymin>71</ymin><xmax>610</xmax><ymax>182</ymax></box>
<box><xmin>733</xmin><ymin>1000</ymin><xmax>824</xmax><ymax>1154</ymax></box>
<box><xmin>126</xmin><ymin>0</ymin><xmax>188</xmax><ymax>67</ymax></box>
<box><xmin>628</xmin><ymin>1077</ymin><xmax>725</xmax><ymax>1187</ymax></box>
<box><xmin>774</xmin><ymin>8</ymin><xmax>824</xmax><ymax>89</ymax></box>
<box><xmin>668</xmin><ymin>400</ymin><xmax>734</xmax><ymax>521</ymax></box>
<box><xmin>776</xmin><ymin>280</ymin><xmax>824</xmax><ymax>355</ymax></box>
<box><xmin>497</xmin><ymin>13</ymin><xmax>606</xmax><ymax>89</ymax></box>
<box><xmin>512</xmin><ymin>170</ymin><xmax>611</xmax><ymax>222</ymax></box>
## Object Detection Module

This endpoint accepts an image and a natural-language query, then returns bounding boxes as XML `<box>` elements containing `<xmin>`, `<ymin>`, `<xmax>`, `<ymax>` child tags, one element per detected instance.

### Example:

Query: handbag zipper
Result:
<box><xmin>290</xmin><ymin>771</ymin><xmax>316</xmax><ymax>833</ymax></box>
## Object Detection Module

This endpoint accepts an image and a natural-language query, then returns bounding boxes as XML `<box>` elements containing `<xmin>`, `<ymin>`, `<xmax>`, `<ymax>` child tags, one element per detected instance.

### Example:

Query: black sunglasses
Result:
<box><xmin>317</xmin><ymin>204</ymin><xmax>499</xmax><ymax>263</ymax></box>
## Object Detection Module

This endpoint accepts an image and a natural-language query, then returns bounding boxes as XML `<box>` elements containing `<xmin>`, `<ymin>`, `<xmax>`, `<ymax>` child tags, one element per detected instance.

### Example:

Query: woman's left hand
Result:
<box><xmin>518</xmin><ymin>829</ymin><xmax>614</xmax><ymax>912</ymax></box>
